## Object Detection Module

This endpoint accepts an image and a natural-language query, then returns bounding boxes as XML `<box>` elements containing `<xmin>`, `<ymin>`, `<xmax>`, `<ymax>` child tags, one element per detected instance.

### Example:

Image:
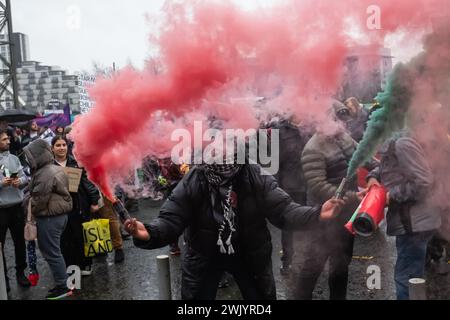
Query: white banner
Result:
<box><xmin>77</xmin><ymin>73</ymin><xmax>96</xmax><ymax>114</ymax></box>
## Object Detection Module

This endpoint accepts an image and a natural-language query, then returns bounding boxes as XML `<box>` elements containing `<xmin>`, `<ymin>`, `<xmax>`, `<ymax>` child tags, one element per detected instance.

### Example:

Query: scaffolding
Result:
<box><xmin>0</xmin><ymin>0</ymin><xmax>19</xmax><ymax>110</ymax></box>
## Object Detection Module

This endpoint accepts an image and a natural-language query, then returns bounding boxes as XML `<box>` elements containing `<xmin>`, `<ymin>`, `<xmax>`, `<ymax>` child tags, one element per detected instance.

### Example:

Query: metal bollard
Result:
<box><xmin>156</xmin><ymin>255</ymin><xmax>172</xmax><ymax>300</ymax></box>
<box><xmin>409</xmin><ymin>278</ymin><xmax>427</xmax><ymax>300</ymax></box>
<box><xmin>0</xmin><ymin>242</ymin><xmax>7</xmax><ymax>300</ymax></box>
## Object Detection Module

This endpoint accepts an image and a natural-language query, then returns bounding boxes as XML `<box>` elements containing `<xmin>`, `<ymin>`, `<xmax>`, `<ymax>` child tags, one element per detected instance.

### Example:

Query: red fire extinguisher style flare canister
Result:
<box><xmin>351</xmin><ymin>184</ymin><xmax>387</xmax><ymax>237</ymax></box>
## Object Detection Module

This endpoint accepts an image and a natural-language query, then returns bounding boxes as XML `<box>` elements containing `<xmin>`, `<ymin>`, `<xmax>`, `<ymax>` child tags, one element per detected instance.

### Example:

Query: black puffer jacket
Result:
<box><xmin>134</xmin><ymin>164</ymin><xmax>322</xmax><ymax>299</ymax></box>
<box><xmin>23</xmin><ymin>139</ymin><xmax>72</xmax><ymax>217</ymax></box>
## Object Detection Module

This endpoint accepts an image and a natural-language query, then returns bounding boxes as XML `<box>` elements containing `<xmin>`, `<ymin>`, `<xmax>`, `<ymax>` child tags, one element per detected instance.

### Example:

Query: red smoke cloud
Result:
<box><xmin>71</xmin><ymin>0</ymin><xmax>446</xmax><ymax>200</ymax></box>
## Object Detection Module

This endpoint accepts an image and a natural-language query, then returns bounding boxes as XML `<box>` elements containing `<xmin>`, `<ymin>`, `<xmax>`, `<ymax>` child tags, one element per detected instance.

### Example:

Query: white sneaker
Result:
<box><xmin>81</xmin><ymin>266</ymin><xmax>92</xmax><ymax>276</ymax></box>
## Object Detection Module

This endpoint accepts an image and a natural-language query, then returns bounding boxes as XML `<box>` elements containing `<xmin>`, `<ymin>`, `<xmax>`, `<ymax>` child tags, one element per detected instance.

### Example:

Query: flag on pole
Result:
<box><xmin>35</xmin><ymin>104</ymin><xmax>71</xmax><ymax>130</ymax></box>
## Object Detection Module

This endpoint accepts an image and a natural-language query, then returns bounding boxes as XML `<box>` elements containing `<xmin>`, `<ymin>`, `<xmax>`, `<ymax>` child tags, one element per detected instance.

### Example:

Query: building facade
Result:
<box><xmin>0</xmin><ymin>32</ymin><xmax>30</xmax><ymax>67</ymax></box>
<box><xmin>0</xmin><ymin>32</ymin><xmax>81</xmax><ymax>113</ymax></box>
<box><xmin>0</xmin><ymin>32</ymin><xmax>31</xmax><ymax>109</ymax></box>
<box><xmin>341</xmin><ymin>46</ymin><xmax>393</xmax><ymax>103</ymax></box>
<box><xmin>15</xmin><ymin>61</ymin><xmax>80</xmax><ymax>113</ymax></box>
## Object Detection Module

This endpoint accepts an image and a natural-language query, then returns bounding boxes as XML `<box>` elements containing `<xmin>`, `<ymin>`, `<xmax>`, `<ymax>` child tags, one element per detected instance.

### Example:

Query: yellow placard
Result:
<box><xmin>64</xmin><ymin>167</ymin><xmax>83</xmax><ymax>193</ymax></box>
<box><xmin>82</xmin><ymin>219</ymin><xmax>113</xmax><ymax>257</ymax></box>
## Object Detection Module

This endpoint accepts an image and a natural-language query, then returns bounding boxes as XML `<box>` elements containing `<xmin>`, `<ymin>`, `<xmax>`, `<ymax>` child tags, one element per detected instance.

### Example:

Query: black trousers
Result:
<box><xmin>281</xmin><ymin>231</ymin><xmax>294</xmax><ymax>265</ymax></box>
<box><xmin>295</xmin><ymin>223</ymin><xmax>354</xmax><ymax>300</ymax></box>
<box><xmin>60</xmin><ymin>211</ymin><xmax>92</xmax><ymax>269</ymax></box>
<box><xmin>182</xmin><ymin>255</ymin><xmax>265</xmax><ymax>300</ymax></box>
<box><xmin>281</xmin><ymin>192</ymin><xmax>306</xmax><ymax>266</ymax></box>
<box><xmin>0</xmin><ymin>204</ymin><xmax>27</xmax><ymax>278</ymax></box>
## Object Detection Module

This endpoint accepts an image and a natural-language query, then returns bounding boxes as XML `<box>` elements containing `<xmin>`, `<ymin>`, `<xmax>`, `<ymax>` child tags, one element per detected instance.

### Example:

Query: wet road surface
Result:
<box><xmin>3</xmin><ymin>199</ymin><xmax>448</xmax><ymax>300</ymax></box>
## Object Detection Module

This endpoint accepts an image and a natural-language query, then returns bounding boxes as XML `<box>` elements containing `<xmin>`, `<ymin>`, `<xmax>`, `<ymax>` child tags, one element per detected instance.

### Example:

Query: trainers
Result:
<box><xmin>16</xmin><ymin>271</ymin><xmax>31</xmax><ymax>287</ymax></box>
<box><xmin>81</xmin><ymin>265</ymin><xmax>92</xmax><ymax>276</ymax></box>
<box><xmin>280</xmin><ymin>264</ymin><xmax>292</xmax><ymax>276</ymax></box>
<box><xmin>114</xmin><ymin>249</ymin><xmax>125</xmax><ymax>263</ymax></box>
<box><xmin>218</xmin><ymin>278</ymin><xmax>229</xmax><ymax>289</ymax></box>
<box><xmin>46</xmin><ymin>285</ymin><xmax>73</xmax><ymax>300</ymax></box>
<box><xmin>217</xmin><ymin>273</ymin><xmax>230</xmax><ymax>289</ymax></box>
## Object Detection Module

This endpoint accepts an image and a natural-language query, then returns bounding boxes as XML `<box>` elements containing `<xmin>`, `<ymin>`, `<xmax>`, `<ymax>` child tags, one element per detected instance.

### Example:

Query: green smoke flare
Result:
<box><xmin>347</xmin><ymin>63</ymin><xmax>414</xmax><ymax>178</ymax></box>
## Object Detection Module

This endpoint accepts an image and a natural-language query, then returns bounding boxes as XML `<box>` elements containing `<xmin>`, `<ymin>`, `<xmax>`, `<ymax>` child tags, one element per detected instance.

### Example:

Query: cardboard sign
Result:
<box><xmin>64</xmin><ymin>167</ymin><xmax>83</xmax><ymax>192</ymax></box>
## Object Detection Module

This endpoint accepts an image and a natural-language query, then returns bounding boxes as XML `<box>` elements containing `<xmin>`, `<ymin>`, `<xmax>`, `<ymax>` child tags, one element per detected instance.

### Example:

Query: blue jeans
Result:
<box><xmin>395</xmin><ymin>230</ymin><xmax>435</xmax><ymax>300</ymax></box>
<box><xmin>36</xmin><ymin>214</ymin><xmax>68</xmax><ymax>287</ymax></box>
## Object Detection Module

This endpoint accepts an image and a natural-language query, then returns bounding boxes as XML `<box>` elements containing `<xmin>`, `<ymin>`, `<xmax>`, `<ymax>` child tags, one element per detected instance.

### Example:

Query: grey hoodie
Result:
<box><xmin>0</xmin><ymin>151</ymin><xmax>28</xmax><ymax>208</ymax></box>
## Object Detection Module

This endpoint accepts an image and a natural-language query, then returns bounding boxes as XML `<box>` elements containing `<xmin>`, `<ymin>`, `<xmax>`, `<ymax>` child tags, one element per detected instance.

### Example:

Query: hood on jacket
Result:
<box><xmin>332</xmin><ymin>99</ymin><xmax>353</xmax><ymax>123</ymax></box>
<box><xmin>23</xmin><ymin>139</ymin><xmax>54</xmax><ymax>171</ymax></box>
<box><xmin>378</xmin><ymin>130</ymin><xmax>410</xmax><ymax>156</ymax></box>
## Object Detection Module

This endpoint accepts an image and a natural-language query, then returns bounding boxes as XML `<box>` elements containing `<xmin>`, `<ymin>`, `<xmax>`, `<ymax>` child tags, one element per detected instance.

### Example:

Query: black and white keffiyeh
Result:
<box><xmin>203</xmin><ymin>163</ymin><xmax>241</xmax><ymax>255</ymax></box>
<box><xmin>204</xmin><ymin>163</ymin><xmax>241</xmax><ymax>187</ymax></box>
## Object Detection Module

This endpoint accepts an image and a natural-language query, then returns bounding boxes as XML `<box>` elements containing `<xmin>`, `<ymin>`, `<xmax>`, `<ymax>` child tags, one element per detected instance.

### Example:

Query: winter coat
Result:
<box><xmin>133</xmin><ymin>164</ymin><xmax>322</xmax><ymax>299</ymax></box>
<box><xmin>23</xmin><ymin>139</ymin><xmax>72</xmax><ymax>217</ymax></box>
<box><xmin>301</xmin><ymin>131</ymin><xmax>361</xmax><ymax>223</ymax></box>
<box><xmin>367</xmin><ymin>136</ymin><xmax>441</xmax><ymax>236</ymax></box>
<box><xmin>54</xmin><ymin>156</ymin><xmax>99</xmax><ymax>218</ymax></box>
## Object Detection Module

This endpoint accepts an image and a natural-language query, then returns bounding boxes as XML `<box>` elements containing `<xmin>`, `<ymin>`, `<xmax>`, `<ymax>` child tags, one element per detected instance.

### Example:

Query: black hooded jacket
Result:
<box><xmin>134</xmin><ymin>164</ymin><xmax>322</xmax><ymax>299</ymax></box>
<box><xmin>23</xmin><ymin>139</ymin><xmax>72</xmax><ymax>217</ymax></box>
<box><xmin>54</xmin><ymin>156</ymin><xmax>100</xmax><ymax>218</ymax></box>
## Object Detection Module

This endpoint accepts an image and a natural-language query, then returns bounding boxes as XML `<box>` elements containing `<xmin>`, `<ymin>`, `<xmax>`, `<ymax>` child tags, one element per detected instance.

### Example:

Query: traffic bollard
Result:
<box><xmin>157</xmin><ymin>255</ymin><xmax>172</xmax><ymax>300</ymax></box>
<box><xmin>409</xmin><ymin>278</ymin><xmax>427</xmax><ymax>300</ymax></box>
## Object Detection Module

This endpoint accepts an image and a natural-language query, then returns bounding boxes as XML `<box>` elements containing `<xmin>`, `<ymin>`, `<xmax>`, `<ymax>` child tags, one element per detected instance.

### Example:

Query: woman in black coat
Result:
<box><xmin>51</xmin><ymin>135</ymin><xmax>100</xmax><ymax>276</ymax></box>
<box><xmin>125</xmin><ymin>162</ymin><xmax>344</xmax><ymax>300</ymax></box>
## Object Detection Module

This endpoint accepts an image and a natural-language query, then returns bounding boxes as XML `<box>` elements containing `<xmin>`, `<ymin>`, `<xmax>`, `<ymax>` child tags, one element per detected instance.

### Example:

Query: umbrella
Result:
<box><xmin>8</xmin><ymin>120</ymin><xmax>30</xmax><ymax>128</ymax></box>
<box><xmin>0</xmin><ymin>109</ymin><xmax>36</xmax><ymax>123</ymax></box>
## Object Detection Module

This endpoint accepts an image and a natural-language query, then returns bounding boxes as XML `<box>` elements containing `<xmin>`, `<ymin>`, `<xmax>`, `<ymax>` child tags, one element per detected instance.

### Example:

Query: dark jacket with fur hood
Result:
<box><xmin>23</xmin><ymin>139</ymin><xmax>72</xmax><ymax>217</ymax></box>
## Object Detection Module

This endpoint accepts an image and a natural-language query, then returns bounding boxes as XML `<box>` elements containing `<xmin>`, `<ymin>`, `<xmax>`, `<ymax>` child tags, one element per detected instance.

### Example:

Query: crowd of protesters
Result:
<box><xmin>1</xmin><ymin>96</ymin><xmax>449</xmax><ymax>300</ymax></box>
<box><xmin>0</xmin><ymin>121</ymin><xmax>133</xmax><ymax>300</ymax></box>
<box><xmin>125</xmin><ymin>97</ymin><xmax>449</xmax><ymax>301</ymax></box>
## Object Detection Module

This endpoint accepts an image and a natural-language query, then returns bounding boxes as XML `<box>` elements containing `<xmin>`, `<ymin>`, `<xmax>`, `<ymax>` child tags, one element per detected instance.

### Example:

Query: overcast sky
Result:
<box><xmin>12</xmin><ymin>0</ymin><xmax>422</xmax><ymax>74</ymax></box>
<box><xmin>12</xmin><ymin>0</ymin><xmax>168</xmax><ymax>73</ymax></box>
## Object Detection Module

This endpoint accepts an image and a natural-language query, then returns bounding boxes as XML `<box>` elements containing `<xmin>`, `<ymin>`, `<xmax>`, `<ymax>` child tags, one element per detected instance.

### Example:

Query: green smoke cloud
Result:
<box><xmin>347</xmin><ymin>20</ymin><xmax>450</xmax><ymax>179</ymax></box>
<box><xmin>347</xmin><ymin>63</ymin><xmax>414</xmax><ymax>178</ymax></box>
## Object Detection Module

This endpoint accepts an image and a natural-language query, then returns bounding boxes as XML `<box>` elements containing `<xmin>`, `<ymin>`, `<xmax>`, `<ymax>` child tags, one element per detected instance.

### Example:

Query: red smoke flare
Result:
<box><xmin>71</xmin><ymin>0</ymin><xmax>445</xmax><ymax>200</ymax></box>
